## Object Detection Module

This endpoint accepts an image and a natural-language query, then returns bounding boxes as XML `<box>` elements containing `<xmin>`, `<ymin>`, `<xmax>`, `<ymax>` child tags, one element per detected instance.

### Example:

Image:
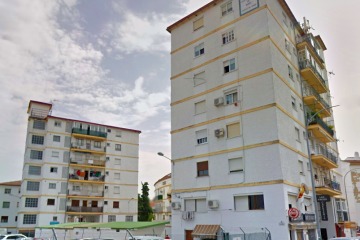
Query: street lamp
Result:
<box><xmin>304</xmin><ymin>105</ymin><xmax>339</xmax><ymax>239</ymax></box>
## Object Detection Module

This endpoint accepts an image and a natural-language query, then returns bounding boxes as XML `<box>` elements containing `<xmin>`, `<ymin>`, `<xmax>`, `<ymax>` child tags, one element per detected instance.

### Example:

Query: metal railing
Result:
<box><xmin>68</xmin><ymin>190</ymin><xmax>104</xmax><ymax>197</ymax></box>
<box><xmin>69</xmin><ymin>174</ymin><xmax>105</xmax><ymax>182</ymax></box>
<box><xmin>296</xmin><ymin>35</ymin><xmax>325</xmax><ymax>63</ymax></box>
<box><xmin>71</xmin><ymin>143</ymin><xmax>106</xmax><ymax>153</ymax></box>
<box><xmin>66</xmin><ymin>206</ymin><xmax>103</xmax><ymax>213</ymax></box>
<box><xmin>70</xmin><ymin>158</ymin><xmax>106</xmax><ymax>167</ymax></box>
<box><xmin>308</xmin><ymin>115</ymin><xmax>334</xmax><ymax>137</ymax></box>
<box><xmin>312</xmin><ymin>144</ymin><xmax>338</xmax><ymax>164</ymax></box>
<box><xmin>72</xmin><ymin>128</ymin><xmax>107</xmax><ymax>138</ymax></box>
<box><xmin>299</xmin><ymin>60</ymin><xmax>327</xmax><ymax>88</ymax></box>
<box><xmin>315</xmin><ymin>177</ymin><xmax>341</xmax><ymax>191</ymax></box>
<box><xmin>30</xmin><ymin>108</ymin><xmax>49</xmax><ymax>119</ymax></box>
<box><xmin>303</xmin><ymin>85</ymin><xmax>330</xmax><ymax>110</ymax></box>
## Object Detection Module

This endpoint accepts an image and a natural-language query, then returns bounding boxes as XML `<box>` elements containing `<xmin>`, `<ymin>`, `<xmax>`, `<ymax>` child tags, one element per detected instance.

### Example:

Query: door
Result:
<box><xmin>296</xmin><ymin>230</ymin><xmax>303</xmax><ymax>240</ymax></box>
<box><xmin>320</xmin><ymin>228</ymin><xmax>328</xmax><ymax>240</ymax></box>
<box><xmin>91</xmin><ymin>200</ymin><xmax>98</xmax><ymax>207</ymax></box>
<box><xmin>185</xmin><ymin>230</ymin><xmax>193</xmax><ymax>240</ymax></box>
<box><xmin>85</xmin><ymin>171</ymin><xmax>89</xmax><ymax>180</ymax></box>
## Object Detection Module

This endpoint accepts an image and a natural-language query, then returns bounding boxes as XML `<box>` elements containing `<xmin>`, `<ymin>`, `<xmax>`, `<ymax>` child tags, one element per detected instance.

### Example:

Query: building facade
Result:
<box><xmin>168</xmin><ymin>0</ymin><xmax>346</xmax><ymax>239</ymax></box>
<box><xmin>17</xmin><ymin>100</ymin><xmax>140</xmax><ymax>236</ymax></box>
<box><xmin>153</xmin><ymin>173</ymin><xmax>172</xmax><ymax>222</ymax></box>
<box><xmin>0</xmin><ymin>181</ymin><xmax>21</xmax><ymax>234</ymax></box>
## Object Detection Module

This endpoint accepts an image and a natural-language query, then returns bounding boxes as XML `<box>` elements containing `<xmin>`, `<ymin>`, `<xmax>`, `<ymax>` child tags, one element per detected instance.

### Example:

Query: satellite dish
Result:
<box><xmin>301</xmin><ymin>183</ymin><xmax>309</xmax><ymax>194</ymax></box>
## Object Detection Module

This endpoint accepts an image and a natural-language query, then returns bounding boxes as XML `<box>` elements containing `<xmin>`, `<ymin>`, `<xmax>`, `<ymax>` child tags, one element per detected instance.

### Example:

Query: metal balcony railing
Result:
<box><xmin>69</xmin><ymin>174</ymin><xmax>105</xmax><ymax>182</ymax></box>
<box><xmin>308</xmin><ymin>115</ymin><xmax>334</xmax><ymax>137</ymax></box>
<box><xmin>312</xmin><ymin>144</ymin><xmax>338</xmax><ymax>164</ymax></box>
<box><xmin>71</xmin><ymin>143</ymin><xmax>106</xmax><ymax>153</ymax></box>
<box><xmin>70</xmin><ymin>158</ymin><xmax>106</xmax><ymax>167</ymax></box>
<box><xmin>72</xmin><ymin>128</ymin><xmax>107</xmax><ymax>138</ymax></box>
<box><xmin>296</xmin><ymin>35</ymin><xmax>325</xmax><ymax>63</ymax></box>
<box><xmin>30</xmin><ymin>108</ymin><xmax>49</xmax><ymax>119</ymax></box>
<box><xmin>315</xmin><ymin>177</ymin><xmax>341</xmax><ymax>191</ymax></box>
<box><xmin>68</xmin><ymin>190</ymin><xmax>104</xmax><ymax>197</ymax></box>
<box><xmin>299</xmin><ymin>60</ymin><xmax>327</xmax><ymax>88</ymax></box>
<box><xmin>66</xmin><ymin>206</ymin><xmax>103</xmax><ymax>213</ymax></box>
<box><xmin>303</xmin><ymin>85</ymin><xmax>330</xmax><ymax>110</ymax></box>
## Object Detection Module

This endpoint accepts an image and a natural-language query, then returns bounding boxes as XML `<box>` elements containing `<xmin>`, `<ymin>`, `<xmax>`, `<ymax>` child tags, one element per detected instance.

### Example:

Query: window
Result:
<box><xmin>49</xmin><ymin>183</ymin><xmax>56</xmax><ymax>189</ymax></box>
<box><xmin>193</xmin><ymin>17</ymin><xmax>204</xmax><ymax>31</ymax></box>
<box><xmin>227</xmin><ymin>122</ymin><xmax>240</xmax><ymax>138</ymax></box>
<box><xmin>296</xmin><ymin>73</ymin><xmax>300</xmax><ymax>82</ymax></box>
<box><xmin>229</xmin><ymin>157</ymin><xmax>244</xmax><ymax>173</ymax></box>
<box><xmin>28</xmin><ymin>166</ymin><xmax>41</xmax><ymax>175</ymax></box>
<box><xmin>47</xmin><ymin>199</ymin><xmax>55</xmax><ymax>206</ymax></box>
<box><xmin>23</xmin><ymin>214</ymin><xmax>37</xmax><ymax>224</ymax></box>
<box><xmin>194</xmin><ymin>71</ymin><xmax>206</xmax><ymax>86</ymax></box>
<box><xmin>197</xmin><ymin>161</ymin><xmax>209</xmax><ymax>177</ymax></box>
<box><xmin>195</xmin><ymin>100</ymin><xmax>206</xmax><ymax>115</ymax></box>
<box><xmin>282</xmin><ymin>12</ymin><xmax>288</xmax><ymax>26</ymax></box>
<box><xmin>1</xmin><ymin>216</ymin><xmax>8</xmax><ymax>223</ymax></box>
<box><xmin>33</xmin><ymin>120</ymin><xmax>45</xmax><ymax>130</ymax></box>
<box><xmin>114</xmin><ymin>173</ymin><xmax>120</xmax><ymax>180</ymax></box>
<box><xmin>53</xmin><ymin>216</ymin><xmax>58</xmax><ymax>221</ymax></box>
<box><xmin>27</xmin><ymin>181</ymin><xmax>40</xmax><ymax>191</ymax></box>
<box><xmin>113</xmin><ymin>201</ymin><xmax>119</xmax><ymax>209</ymax></box>
<box><xmin>4</xmin><ymin>188</ymin><xmax>11</xmax><ymax>194</ymax></box>
<box><xmin>115</xmin><ymin>144</ymin><xmax>121</xmax><ymax>151</ymax></box>
<box><xmin>116</xmin><ymin>131</ymin><xmax>122</xmax><ymax>137</ymax></box>
<box><xmin>336</xmin><ymin>199</ymin><xmax>349</xmax><ymax>222</ymax></box>
<box><xmin>235</xmin><ymin>194</ymin><xmax>265</xmax><ymax>211</ymax></box>
<box><xmin>288</xmin><ymin>65</ymin><xmax>294</xmax><ymax>80</ymax></box>
<box><xmin>107</xmin><ymin>128</ymin><xmax>111</xmax><ymax>133</ymax></box>
<box><xmin>73</xmin><ymin>185</ymin><xmax>81</xmax><ymax>191</ymax></box>
<box><xmin>293</xmin><ymin>47</ymin><xmax>297</xmax><ymax>56</ymax></box>
<box><xmin>125</xmin><ymin>216</ymin><xmax>133</xmax><ymax>222</ymax></box>
<box><xmin>298</xmin><ymin>160</ymin><xmax>304</xmax><ymax>175</ymax></box>
<box><xmin>184</xmin><ymin>199</ymin><xmax>207</xmax><ymax>212</ymax></box>
<box><xmin>77</xmin><ymin>139</ymin><xmax>84</xmax><ymax>146</ymax></box>
<box><xmin>194</xmin><ymin>43</ymin><xmax>205</xmax><ymax>57</ymax></box>
<box><xmin>106</xmin><ymin>142</ymin><xmax>110</xmax><ymax>147</ymax></box>
<box><xmin>114</xmin><ymin>186</ymin><xmax>120</xmax><ymax>194</ymax></box>
<box><xmin>50</xmin><ymin>167</ymin><xmax>58</xmax><ymax>173</ymax></box>
<box><xmin>224</xmin><ymin>58</ymin><xmax>236</xmax><ymax>73</ymax></box>
<box><xmin>53</xmin><ymin>135</ymin><xmax>60</xmax><ymax>142</ymax></box>
<box><xmin>30</xmin><ymin>150</ymin><xmax>43</xmax><ymax>160</ymax></box>
<box><xmin>51</xmin><ymin>151</ymin><xmax>59</xmax><ymax>158</ymax></box>
<box><xmin>291</xmin><ymin>96</ymin><xmax>296</xmax><ymax>110</ymax></box>
<box><xmin>94</xmin><ymin>141</ymin><xmax>101</xmax><ymax>148</ymax></box>
<box><xmin>222</xmin><ymin>29</ymin><xmax>235</xmax><ymax>44</ymax></box>
<box><xmin>221</xmin><ymin>1</ymin><xmax>233</xmax><ymax>16</ymax></box>
<box><xmin>225</xmin><ymin>91</ymin><xmax>238</xmax><ymax>104</ymax></box>
<box><xmin>295</xmin><ymin>127</ymin><xmax>300</xmax><ymax>142</ymax></box>
<box><xmin>196</xmin><ymin>129</ymin><xmax>208</xmax><ymax>145</ymax></box>
<box><xmin>2</xmin><ymin>202</ymin><xmax>10</xmax><ymax>208</ymax></box>
<box><xmin>307</xmin><ymin>162</ymin><xmax>310</xmax><ymax>171</ymax></box>
<box><xmin>32</xmin><ymin>135</ymin><xmax>44</xmax><ymax>145</ymax></box>
<box><xmin>115</xmin><ymin>158</ymin><xmax>121</xmax><ymax>165</ymax></box>
<box><xmin>25</xmin><ymin>198</ymin><xmax>38</xmax><ymax>208</ymax></box>
<box><xmin>108</xmin><ymin>215</ymin><xmax>116</xmax><ymax>222</ymax></box>
<box><xmin>54</xmin><ymin>121</ymin><xmax>61</xmax><ymax>127</ymax></box>
<box><xmin>285</xmin><ymin>39</ymin><xmax>290</xmax><ymax>53</ymax></box>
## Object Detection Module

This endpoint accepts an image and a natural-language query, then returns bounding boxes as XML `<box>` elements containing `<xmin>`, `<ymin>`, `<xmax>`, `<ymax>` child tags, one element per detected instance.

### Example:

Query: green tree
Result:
<box><xmin>138</xmin><ymin>182</ymin><xmax>154</xmax><ymax>221</ymax></box>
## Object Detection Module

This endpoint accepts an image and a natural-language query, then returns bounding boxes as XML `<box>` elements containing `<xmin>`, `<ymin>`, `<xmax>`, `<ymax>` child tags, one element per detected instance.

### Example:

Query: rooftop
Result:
<box><xmin>0</xmin><ymin>180</ymin><xmax>21</xmax><ymax>186</ymax></box>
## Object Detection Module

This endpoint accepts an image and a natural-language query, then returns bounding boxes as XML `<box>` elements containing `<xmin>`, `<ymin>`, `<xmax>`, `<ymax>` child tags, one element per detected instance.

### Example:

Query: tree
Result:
<box><xmin>138</xmin><ymin>182</ymin><xmax>154</xmax><ymax>221</ymax></box>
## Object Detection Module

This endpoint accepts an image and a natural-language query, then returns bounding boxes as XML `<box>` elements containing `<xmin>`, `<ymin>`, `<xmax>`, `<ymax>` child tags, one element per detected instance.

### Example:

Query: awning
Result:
<box><xmin>288</xmin><ymin>223</ymin><xmax>317</xmax><ymax>230</ymax></box>
<box><xmin>192</xmin><ymin>225</ymin><xmax>220</xmax><ymax>239</ymax></box>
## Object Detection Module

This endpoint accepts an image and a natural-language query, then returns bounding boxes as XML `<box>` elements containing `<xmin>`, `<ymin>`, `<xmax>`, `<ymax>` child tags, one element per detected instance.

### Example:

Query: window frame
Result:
<box><xmin>222</xmin><ymin>29</ymin><xmax>235</xmax><ymax>45</ymax></box>
<box><xmin>194</xmin><ymin>42</ymin><xmax>205</xmax><ymax>57</ymax></box>
<box><xmin>23</xmin><ymin>214</ymin><xmax>37</xmax><ymax>224</ymax></box>
<box><xmin>2</xmin><ymin>201</ymin><xmax>10</xmax><ymax>208</ymax></box>
<box><xmin>193</xmin><ymin>17</ymin><xmax>204</xmax><ymax>31</ymax></box>
<box><xmin>197</xmin><ymin>161</ymin><xmax>209</xmax><ymax>177</ymax></box>
<box><xmin>115</xmin><ymin>144</ymin><xmax>121</xmax><ymax>151</ymax></box>
<box><xmin>25</xmin><ymin>198</ymin><xmax>38</xmax><ymax>208</ymax></box>
<box><xmin>53</xmin><ymin>135</ymin><xmax>61</xmax><ymax>142</ymax></box>
<box><xmin>221</xmin><ymin>1</ymin><xmax>233</xmax><ymax>16</ymax></box>
<box><xmin>196</xmin><ymin>129</ymin><xmax>208</xmax><ymax>145</ymax></box>
<box><xmin>31</xmin><ymin>135</ymin><xmax>44</xmax><ymax>145</ymax></box>
<box><xmin>227</xmin><ymin>122</ymin><xmax>241</xmax><ymax>138</ymax></box>
<box><xmin>113</xmin><ymin>201</ymin><xmax>120</xmax><ymax>209</ymax></box>
<box><xmin>223</xmin><ymin>58</ymin><xmax>236</xmax><ymax>74</ymax></box>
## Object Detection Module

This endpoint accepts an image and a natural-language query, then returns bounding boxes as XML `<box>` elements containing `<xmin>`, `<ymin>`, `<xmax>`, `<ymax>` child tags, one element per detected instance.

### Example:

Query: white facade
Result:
<box><xmin>153</xmin><ymin>173</ymin><xmax>172</xmax><ymax>222</ymax></box>
<box><xmin>0</xmin><ymin>181</ymin><xmax>21</xmax><ymax>234</ymax></box>
<box><xmin>17</xmin><ymin>100</ymin><xmax>140</xmax><ymax>237</ymax></box>
<box><xmin>168</xmin><ymin>0</ymin><xmax>344</xmax><ymax>239</ymax></box>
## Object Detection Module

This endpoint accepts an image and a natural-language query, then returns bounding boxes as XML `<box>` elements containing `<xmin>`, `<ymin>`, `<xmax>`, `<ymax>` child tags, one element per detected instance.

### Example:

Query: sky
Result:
<box><xmin>0</xmin><ymin>0</ymin><xmax>359</xmax><ymax>196</ymax></box>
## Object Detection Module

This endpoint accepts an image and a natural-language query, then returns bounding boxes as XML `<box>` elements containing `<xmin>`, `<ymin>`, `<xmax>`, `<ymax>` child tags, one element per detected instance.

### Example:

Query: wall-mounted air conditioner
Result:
<box><xmin>214</xmin><ymin>128</ymin><xmax>225</xmax><ymax>138</ymax></box>
<box><xmin>214</xmin><ymin>97</ymin><xmax>224</xmax><ymax>106</ymax></box>
<box><xmin>208</xmin><ymin>200</ymin><xmax>219</xmax><ymax>209</ymax></box>
<box><xmin>171</xmin><ymin>202</ymin><xmax>181</xmax><ymax>210</ymax></box>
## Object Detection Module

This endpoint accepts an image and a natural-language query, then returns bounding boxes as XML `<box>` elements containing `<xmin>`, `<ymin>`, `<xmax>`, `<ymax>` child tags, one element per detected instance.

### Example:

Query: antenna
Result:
<box><xmin>302</xmin><ymin>17</ymin><xmax>314</xmax><ymax>34</ymax></box>
<box><xmin>329</xmin><ymin>71</ymin><xmax>335</xmax><ymax>76</ymax></box>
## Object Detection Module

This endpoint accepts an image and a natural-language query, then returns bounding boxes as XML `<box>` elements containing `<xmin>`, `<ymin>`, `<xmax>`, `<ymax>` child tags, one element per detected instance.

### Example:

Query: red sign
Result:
<box><xmin>288</xmin><ymin>208</ymin><xmax>300</xmax><ymax>219</ymax></box>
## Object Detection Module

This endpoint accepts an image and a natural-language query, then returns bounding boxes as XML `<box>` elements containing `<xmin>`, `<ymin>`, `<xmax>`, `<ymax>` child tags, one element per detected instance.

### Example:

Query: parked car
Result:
<box><xmin>0</xmin><ymin>234</ymin><xmax>29</xmax><ymax>239</ymax></box>
<box><xmin>329</xmin><ymin>237</ymin><xmax>360</xmax><ymax>240</ymax></box>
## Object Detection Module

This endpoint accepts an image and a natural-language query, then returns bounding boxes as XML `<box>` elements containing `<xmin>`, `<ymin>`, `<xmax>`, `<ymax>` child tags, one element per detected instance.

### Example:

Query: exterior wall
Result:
<box><xmin>153</xmin><ymin>175</ymin><xmax>172</xmax><ymax>222</ymax></box>
<box><xmin>0</xmin><ymin>183</ymin><xmax>21</xmax><ymax>234</ymax></box>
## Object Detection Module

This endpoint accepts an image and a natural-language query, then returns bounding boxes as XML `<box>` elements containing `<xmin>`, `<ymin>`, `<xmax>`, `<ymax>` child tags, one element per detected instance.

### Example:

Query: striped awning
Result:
<box><xmin>192</xmin><ymin>224</ymin><xmax>220</xmax><ymax>239</ymax></box>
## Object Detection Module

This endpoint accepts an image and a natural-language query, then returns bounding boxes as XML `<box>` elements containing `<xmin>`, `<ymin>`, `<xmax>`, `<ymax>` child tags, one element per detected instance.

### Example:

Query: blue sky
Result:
<box><xmin>0</xmin><ymin>0</ymin><xmax>359</xmax><ymax>194</ymax></box>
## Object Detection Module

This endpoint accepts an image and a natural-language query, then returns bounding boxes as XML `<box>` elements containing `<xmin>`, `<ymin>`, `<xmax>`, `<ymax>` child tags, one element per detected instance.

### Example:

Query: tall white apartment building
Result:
<box><xmin>168</xmin><ymin>0</ymin><xmax>348</xmax><ymax>239</ymax></box>
<box><xmin>153</xmin><ymin>173</ymin><xmax>172</xmax><ymax>221</ymax></box>
<box><xmin>0</xmin><ymin>181</ymin><xmax>21</xmax><ymax>234</ymax></box>
<box><xmin>17</xmin><ymin>100</ymin><xmax>140</xmax><ymax>237</ymax></box>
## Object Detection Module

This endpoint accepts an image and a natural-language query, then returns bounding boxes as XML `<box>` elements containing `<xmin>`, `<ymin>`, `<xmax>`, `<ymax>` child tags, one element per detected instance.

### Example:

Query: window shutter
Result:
<box><xmin>193</xmin><ymin>17</ymin><xmax>204</xmax><ymax>31</ymax></box>
<box><xmin>227</xmin><ymin>123</ymin><xmax>240</xmax><ymax>138</ymax></box>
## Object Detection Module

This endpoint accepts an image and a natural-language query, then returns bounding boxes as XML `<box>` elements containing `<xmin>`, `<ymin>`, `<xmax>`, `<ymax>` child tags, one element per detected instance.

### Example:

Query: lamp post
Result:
<box><xmin>304</xmin><ymin>105</ymin><xmax>339</xmax><ymax>239</ymax></box>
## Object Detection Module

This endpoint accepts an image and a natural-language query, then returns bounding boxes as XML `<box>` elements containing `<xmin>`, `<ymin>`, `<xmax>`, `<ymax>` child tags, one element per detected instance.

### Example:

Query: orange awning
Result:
<box><xmin>192</xmin><ymin>225</ymin><xmax>220</xmax><ymax>239</ymax></box>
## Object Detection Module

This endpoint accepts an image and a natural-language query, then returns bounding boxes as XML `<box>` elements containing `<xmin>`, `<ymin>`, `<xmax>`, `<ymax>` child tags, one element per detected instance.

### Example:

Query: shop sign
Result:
<box><xmin>303</xmin><ymin>213</ymin><xmax>316</xmax><ymax>222</ymax></box>
<box><xmin>317</xmin><ymin>195</ymin><xmax>330</xmax><ymax>202</ymax></box>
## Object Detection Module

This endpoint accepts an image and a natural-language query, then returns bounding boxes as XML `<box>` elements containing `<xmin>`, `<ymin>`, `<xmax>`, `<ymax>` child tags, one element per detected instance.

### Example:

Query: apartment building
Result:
<box><xmin>0</xmin><ymin>181</ymin><xmax>21</xmax><ymax>234</ymax></box>
<box><xmin>167</xmin><ymin>0</ymin><xmax>347</xmax><ymax>239</ymax></box>
<box><xmin>17</xmin><ymin>100</ymin><xmax>140</xmax><ymax>237</ymax></box>
<box><xmin>153</xmin><ymin>173</ymin><xmax>172</xmax><ymax>221</ymax></box>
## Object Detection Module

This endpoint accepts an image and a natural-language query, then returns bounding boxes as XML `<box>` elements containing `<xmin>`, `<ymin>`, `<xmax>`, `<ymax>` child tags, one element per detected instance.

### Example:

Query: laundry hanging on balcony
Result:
<box><xmin>76</xmin><ymin>170</ymin><xmax>85</xmax><ymax>177</ymax></box>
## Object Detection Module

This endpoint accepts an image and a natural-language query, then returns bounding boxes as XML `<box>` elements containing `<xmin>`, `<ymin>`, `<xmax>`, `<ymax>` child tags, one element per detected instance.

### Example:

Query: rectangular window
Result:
<box><xmin>47</xmin><ymin>199</ymin><xmax>55</xmax><ymax>206</ymax></box>
<box><xmin>50</xmin><ymin>167</ymin><xmax>58</xmax><ymax>173</ymax></box>
<box><xmin>25</xmin><ymin>198</ymin><xmax>38</xmax><ymax>208</ymax></box>
<box><xmin>53</xmin><ymin>216</ymin><xmax>58</xmax><ymax>221</ymax></box>
<box><xmin>125</xmin><ymin>216</ymin><xmax>133</xmax><ymax>222</ymax></box>
<box><xmin>115</xmin><ymin>158</ymin><xmax>121</xmax><ymax>165</ymax></box>
<box><xmin>229</xmin><ymin>157</ymin><xmax>244</xmax><ymax>173</ymax></box>
<box><xmin>114</xmin><ymin>186</ymin><xmax>120</xmax><ymax>194</ymax></box>
<box><xmin>33</xmin><ymin>120</ymin><xmax>45</xmax><ymax>130</ymax></box>
<box><xmin>115</xmin><ymin>144</ymin><xmax>121</xmax><ymax>151</ymax></box>
<box><xmin>31</xmin><ymin>135</ymin><xmax>44</xmax><ymax>145</ymax></box>
<box><xmin>227</xmin><ymin>122</ymin><xmax>241</xmax><ymax>138</ymax></box>
<box><xmin>285</xmin><ymin>39</ymin><xmax>290</xmax><ymax>53</ymax></box>
<box><xmin>194</xmin><ymin>42</ymin><xmax>205</xmax><ymax>57</ymax></box>
<box><xmin>2</xmin><ymin>202</ymin><xmax>10</xmax><ymax>208</ymax></box>
<box><xmin>221</xmin><ymin>1</ymin><xmax>233</xmax><ymax>16</ymax></box>
<box><xmin>194</xmin><ymin>71</ymin><xmax>206</xmax><ymax>86</ymax></box>
<box><xmin>54</xmin><ymin>121</ymin><xmax>62</xmax><ymax>127</ymax></box>
<box><xmin>23</xmin><ymin>214</ymin><xmax>37</xmax><ymax>224</ymax></box>
<box><xmin>184</xmin><ymin>199</ymin><xmax>207</xmax><ymax>212</ymax></box>
<box><xmin>49</xmin><ymin>183</ymin><xmax>56</xmax><ymax>189</ymax></box>
<box><xmin>298</xmin><ymin>160</ymin><xmax>304</xmax><ymax>175</ymax></box>
<box><xmin>295</xmin><ymin>127</ymin><xmax>300</xmax><ymax>142</ymax></box>
<box><xmin>53</xmin><ymin>135</ymin><xmax>60</xmax><ymax>142</ymax></box>
<box><xmin>4</xmin><ymin>189</ymin><xmax>11</xmax><ymax>194</ymax></box>
<box><xmin>30</xmin><ymin>150</ymin><xmax>43</xmax><ymax>160</ymax></box>
<box><xmin>291</xmin><ymin>96</ymin><xmax>296</xmax><ymax>110</ymax></box>
<box><xmin>288</xmin><ymin>65</ymin><xmax>294</xmax><ymax>80</ymax></box>
<box><xmin>28</xmin><ymin>166</ymin><xmax>41</xmax><ymax>175</ymax></box>
<box><xmin>116</xmin><ymin>131</ymin><xmax>122</xmax><ymax>137</ymax></box>
<box><xmin>108</xmin><ymin>215</ymin><xmax>116</xmax><ymax>222</ymax></box>
<box><xmin>1</xmin><ymin>216</ymin><xmax>8</xmax><ymax>223</ymax></box>
<box><xmin>196</xmin><ymin>129</ymin><xmax>208</xmax><ymax>145</ymax></box>
<box><xmin>94</xmin><ymin>141</ymin><xmax>101</xmax><ymax>148</ymax></box>
<box><xmin>27</xmin><ymin>181</ymin><xmax>40</xmax><ymax>191</ymax></box>
<box><xmin>282</xmin><ymin>12</ymin><xmax>288</xmax><ymax>26</ymax></box>
<box><xmin>235</xmin><ymin>194</ymin><xmax>265</xmax><ymax>211</ymax></box>
<box><xmin>222</xmin><ymin>29</ymin><xmax>235</xmax><ymax>44</ymax></box>
<box><xmin>197</xmin><ymin>161</ymin><xmax>209</xmax><ymax>177</ymax></box>
<box><xmin>113</xmin><ymin>201</ymin><xmax>119</xmax><ymax>209</ymax></box>
<box><xmin>51</xmin><ymin>151</ymin><xmax>59</xmax><ymax>158</ymax></box>
<box><xmin>193</xmin><ymin>17</ymin><xmax>204</xmax><ymax>31</ymax></box>
<box><xmin>224</xmin><ymin>58</ymin><xmax>236</xmax><ymax>73</ymax></box>
<box><xmin>225</xmin><ymin>91</ymin><xmax>238</xmax><ymax>104</ymax></box>
<box><xmin>114</xmin><ymin>173</ymin><xmax>120</xmax><ymax>180</ymax></box>
<box><xmin>194</xmin><ymin>100</ymin><xmax>206</xmax><ymax>115</ymax></box>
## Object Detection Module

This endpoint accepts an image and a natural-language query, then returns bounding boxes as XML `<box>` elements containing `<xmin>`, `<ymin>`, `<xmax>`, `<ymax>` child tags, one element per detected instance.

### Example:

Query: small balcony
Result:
<box><xmin>303</xmin><ymin>86</ymin><xmax>331</xmax><ymax>118</ymax></box>
<box><xmin>308</xmin><ymin>116</ymin><xmax>335</xmax><ymax>143</ymax></box>
<box><xmin>70</xmin><ymin>158</ymin><xmax>106</xmax><ymax>168</ymax></box>
<box><xmin>29</xmin><ymin>108</ymin><xmax>49</xmax><ymax>119</ymax></box>
<box><xmin>72</xmin><ymin>128</ymin><xmax>107</xmax><ymax>141</ymax></box>
<box><xmin>69</xmin><ymin>173</ymin><xmax>105</xmax><ymax>184</ymax></box>
<box><xmin>311</xmin><ymin>144</ymin><xmax>338</xmax><ymax>169</ymax></box>
<box><xmin>71</xmin><ymin>143</ymin><xmax>106</xmax><ymax>155</ymax></box>
<box><xmin>299</xmin><ymin>60</ymin><xmax>327</xmax><ymax>94</ymax></box>
<box><xmin>66</xmin><ymin>206</ymin><xmax>103</xmax><ymax>213</ymax></box>
<box><xmin>296</xmin><ymin>35</ymin><xmax>325</xmax><ymax>64</ymax></box>
<box><xmin>315</xmin><ymin>177</ymin><xmax>341</xmax><ymax>196</ymax></box>
<box><xmin>67</xmin><ymin>190</ymin><xmax>104</xmax><ymax>198</ymax></box>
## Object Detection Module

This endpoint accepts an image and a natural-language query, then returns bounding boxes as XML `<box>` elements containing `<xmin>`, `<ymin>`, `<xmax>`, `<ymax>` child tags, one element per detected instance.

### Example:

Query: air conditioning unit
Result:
<box><xmin>214</xmin><ymin>97</ymin><xmax>224</xmax><ymax>106</ymax></box>
<box><xmin>214</xmin><ymin>128</ymin><xmax>225</xmax><ymax>138</ymax></box>
<box><xmin>208</xmin><ymin>200</ymin><xmax>219</xmax><ymax>209</ymax></box>
<box><xmin>171</xmin><ymin>202</ymin><xmax>181</xmax><ymax>210</ymax></box>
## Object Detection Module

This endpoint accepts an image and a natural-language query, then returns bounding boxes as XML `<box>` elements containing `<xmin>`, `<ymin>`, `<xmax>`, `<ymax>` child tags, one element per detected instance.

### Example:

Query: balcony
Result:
<box><xmin>315</xmin><ymin>177</ymin><xmax>341</xmax><ymax>196</ymax></box>
<box><xmin>296</xmin><ymin>35</ymin><xmax>325</xmax><ymax>64</ymax></box>
<box><xmin>311</xmin><ymin>144</ymin><xmax>338</xmax><ymax>169</ymax></box>
<box><xmin>72</xmin><ymin>128</ymin><xmax>107</xmax><ymax>141</ymax></box>
<box><xmin>308</xmin><ymin>116</ymin><xmax>335</xmax><ymax>143</ymax></box>
<box><xmin>70</xmin><ymin>158</ymin><xmax>106</xmax><ymax>168</ymax></box>
<box><xmin>303</xmin><ymin>86</ymin><xmax>331</xmax><ymax>118</ymax></box>
<box><xmin>29</xmin><ymin>108</ymin><xmax>49</xmax><ymax>119</ymax></box>
<box><xmin>299</xmin><ymin>60</ymin><xmax>327</xmax><ymax>94</ymax></box>
<box><xmin>67</xmin><ymin>190</ymin><xmax>104</xmax><ymax>198</ymax></box>
<box><xmin>66</xmin><ymin>206</ymin><xmax>103</xmax><ymax>213</ymax></box>
<box><xmin>69</xmin><ymin>174</ymin><xmax>105</xmax><ymax>184</ymax></box>
<box><xmin>71</xmin><ymin>143</ymin><xmax>106</xmax><ymax>155</ymax></box>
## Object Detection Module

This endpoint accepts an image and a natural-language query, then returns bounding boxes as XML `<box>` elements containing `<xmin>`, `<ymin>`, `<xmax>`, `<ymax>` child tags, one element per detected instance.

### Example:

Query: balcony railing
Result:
<box><xmin>72</xmin><ymin>128</ymin><xmax>107</xmax><ymax>138</ymax></box>
<box><xmin>30</xmin><ymin>108</ymin><xmax>49</xmax><ymax>119</ymax></box>
<box><xmin>308</xmin><ymin>115</ymin><xmax>334</xmax><ymax>137</ymax></box>
<box><xmin>315</xmin><ymin>177</ymin><xmax>341</xmax><ymax>191</ymax></box>
<box><xmin>69</xmin><ymin>174</ymin><xmax>105</xmax><ymax>182</ymax></box>
<box><xmin>299</xmin><ymin>60</ymin><xmax>326</xmax><ymax>87</ymax></box>
<box><xmin>70</xmin><ymin>158</ymin><xmax>106</xmax><ymax>167</ymax></box>
<box><xmin>312</xmin><ymin>144</ymin><xmax>338</xmax><ymax>164</ymax></box>
<box><xmin>296</xmin><ymin>35</ymin><xmax>325</xmax><ymax>63</ymax></box>
<box><xmin>68</xmin><ymin>190</ymin><xmax>104</xmax><ymax>197</ymax></box>
<box><xmin>66</xmin><ymin>206</ymin><xmax>103</xmax><ymax>213</ymax></box>
<box><xmin>71</xmin><ymin>143</ymin><xmax>106</xmax><ymax>153</ymax></box>
<box><xmin>303</xmin><ymin>85</ymin><xmax>330</xmax><ymax>110</ymax></box>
